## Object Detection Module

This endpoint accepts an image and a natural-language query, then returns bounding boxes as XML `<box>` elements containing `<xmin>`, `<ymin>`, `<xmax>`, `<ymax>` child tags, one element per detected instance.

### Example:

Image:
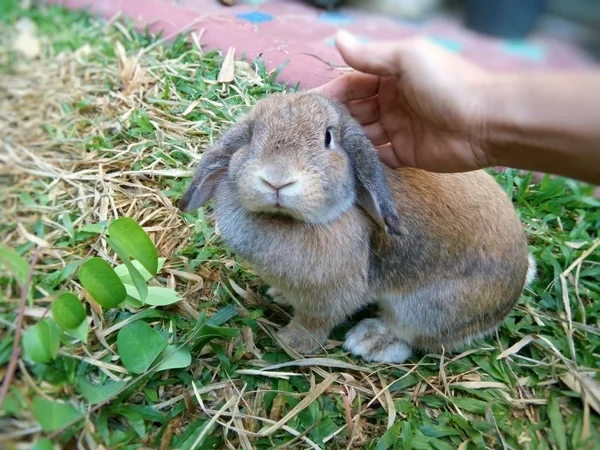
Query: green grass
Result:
<box><xmin>1</xmin><ymin>2</ymin><xmax>599</xmax><ymax>449</ymax></box>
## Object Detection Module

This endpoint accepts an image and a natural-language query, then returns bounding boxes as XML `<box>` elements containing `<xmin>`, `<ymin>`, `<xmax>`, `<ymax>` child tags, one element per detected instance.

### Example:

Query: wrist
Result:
<box><xmin>474</xmin><ymin>72</ymin><xmax>600</xmax><ymax>184</ymax></box>
<box><xmin>475</xmin><ymin>75</ymin><xmax>562</xmax><ymax>174</ymax></box>
<box><xmin>476</xmin><ymin>75</ymin><xmax>526</xmax><ymax>168</ymax></box>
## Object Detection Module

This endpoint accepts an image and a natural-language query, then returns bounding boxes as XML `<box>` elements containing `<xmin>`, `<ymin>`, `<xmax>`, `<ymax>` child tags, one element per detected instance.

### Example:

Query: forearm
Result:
<box><xmin>482</xmin><ymin>72</ymin><xmax>600</xmax><ymax>184</ymax></box>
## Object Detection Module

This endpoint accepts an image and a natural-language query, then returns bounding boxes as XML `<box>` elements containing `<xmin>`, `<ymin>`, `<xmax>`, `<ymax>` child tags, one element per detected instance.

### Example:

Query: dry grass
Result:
<box><xmin>1</xmin><ymin>3</ymin><xmax>599</xmax><ymax>449</ymax></box>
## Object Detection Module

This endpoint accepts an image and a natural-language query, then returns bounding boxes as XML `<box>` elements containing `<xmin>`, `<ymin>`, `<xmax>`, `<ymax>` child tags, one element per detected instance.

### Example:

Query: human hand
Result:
<box><xmin>315</xmin><ymin>30</ymin><xmax>494</xmax><ymax>173</ymax></box>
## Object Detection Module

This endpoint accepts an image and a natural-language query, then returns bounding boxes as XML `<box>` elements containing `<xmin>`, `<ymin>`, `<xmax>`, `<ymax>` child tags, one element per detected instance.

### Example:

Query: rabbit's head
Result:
<box><xmin>179</xmin><ymin>92</ymin><xmax>402</xmax><ymax>235</ymax></box>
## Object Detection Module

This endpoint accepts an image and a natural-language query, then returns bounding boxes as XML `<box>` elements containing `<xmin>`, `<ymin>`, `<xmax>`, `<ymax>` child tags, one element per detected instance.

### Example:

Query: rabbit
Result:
<box><xmin>179</xmin><ymin>91</ymin><xmax>535</xmax><ymax>363</ymax></box>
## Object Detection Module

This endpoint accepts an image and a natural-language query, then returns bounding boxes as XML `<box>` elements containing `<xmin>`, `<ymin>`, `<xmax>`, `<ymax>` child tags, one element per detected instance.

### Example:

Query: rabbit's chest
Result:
<box><xmin>214</xmin><ymin>193</ymin><xmax>371</xmax><ymax>289</ymax></box>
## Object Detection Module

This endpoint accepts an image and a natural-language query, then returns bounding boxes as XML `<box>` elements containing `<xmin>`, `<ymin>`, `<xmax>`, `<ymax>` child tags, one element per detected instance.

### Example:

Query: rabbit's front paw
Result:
<box><xmin>267</xmin><ymin>287</ymin><xmax>291</xmax><ymax>306</ymax></box>
<box><xmin>277</xmin><ymin>321</ymin><xmax>323</xmax><ymax>354</ymax></box>
<box><xmin>344</xmin><ymin>318</ymin><xmax>412</xmax><ymax>363</ymax></box>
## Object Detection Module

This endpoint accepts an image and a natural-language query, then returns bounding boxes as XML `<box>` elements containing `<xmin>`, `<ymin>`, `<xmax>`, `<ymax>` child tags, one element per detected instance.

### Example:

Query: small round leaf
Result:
<box><xmin>78</xmin><ymin>258</ymin><xmax>126</xmax><ymax>308</ymax></box>
<box><xmin>32</xmin><ymin>438</ymin><xmax>54</xmax><ymax>450</ymax></box>
<box><xmin>65</xmin><ymin>319</ymin><xmax>89</xmax><ymax>344</ymax></box>
<box><xmin>78</xmin><ymin>377</ymin><xmax>126</xmax><ymax>405</ymax></box>
<box><xmin>0</xmin><ymin>244</ymin><xmax>29</xmax><ymax>286</ymax></box>
<box><xmin>108</xmin><ymin>217</ymin><xmax>158</xmax><ymax>276</ymax></box>
<box><xmin>51</xmin><ymin>293</ymin><xmax>86</xmax><ymax>330</ymax></box>
<box><xmin>23</xmin><ymin>319</ymin><xmax>60</xmax><ymax>364</ymax></box>
<box><xmin>156</xmin><ymin>344</ymin><xmax>192</xmax><ymax>372</ymax></box>
<box><xmin>117</xmin><ymin>320</ymin><xmax>167</xmax><ymax>374</ymax></box>
<box><xmin>33</xmin><ymin>397</ymin><xmax>82</xmax><ymax>432</ymax></box>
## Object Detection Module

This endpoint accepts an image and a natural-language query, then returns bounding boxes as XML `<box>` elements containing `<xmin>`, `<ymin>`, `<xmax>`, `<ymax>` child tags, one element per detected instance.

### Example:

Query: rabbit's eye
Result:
<box><xmin>325</xmin><ymin>127</ymin><xmax>334</xmax><ymax>149</ymax></box>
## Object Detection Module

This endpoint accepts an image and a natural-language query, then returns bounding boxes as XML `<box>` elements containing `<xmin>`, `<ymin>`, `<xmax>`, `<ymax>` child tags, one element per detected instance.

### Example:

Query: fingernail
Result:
<box><xmin>336</xmin><ymin>29</ymin><xmax>357</xmax><ymax>45</ymax></box>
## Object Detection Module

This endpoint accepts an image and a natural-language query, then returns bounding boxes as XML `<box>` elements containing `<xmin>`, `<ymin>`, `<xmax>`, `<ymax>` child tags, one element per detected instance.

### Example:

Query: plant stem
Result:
<box><xmin>0</xmin><ymin>247</ymin><xmax>42</xmax><ymax>409</ymax></box>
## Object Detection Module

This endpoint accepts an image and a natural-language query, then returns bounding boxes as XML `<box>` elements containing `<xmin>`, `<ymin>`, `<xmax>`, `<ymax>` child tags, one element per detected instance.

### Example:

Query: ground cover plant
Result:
<box><xmin>1</xmin><ymin>2</ymin><xmax>599</xmax><ymax>449</ymax></box>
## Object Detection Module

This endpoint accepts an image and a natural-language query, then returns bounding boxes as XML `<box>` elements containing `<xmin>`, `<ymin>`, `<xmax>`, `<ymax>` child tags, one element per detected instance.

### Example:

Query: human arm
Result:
<box><xmin>482</xmin><ymin>72</ymin><xmax>600</xmax><ymax>184</ymax></box>
<box><xmin>316</xmin><ymin>30</ymin><xmax>600</xmax><ymax>184</ymax></box>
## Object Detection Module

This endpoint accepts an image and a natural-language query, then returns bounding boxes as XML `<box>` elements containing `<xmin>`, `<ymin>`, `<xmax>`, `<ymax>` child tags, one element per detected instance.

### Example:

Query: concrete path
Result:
<box><xmin>47</xmin><ymin>0</ymin><xmax>597</xmax><ymax>89</ymax></box>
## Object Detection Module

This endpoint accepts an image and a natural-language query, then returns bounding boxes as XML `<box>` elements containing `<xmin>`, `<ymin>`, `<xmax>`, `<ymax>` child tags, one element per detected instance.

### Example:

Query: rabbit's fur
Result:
<box><xmin>180</xmin><ymin>92</ymin><xmax>534</xmax><ymax>363</ymax></box>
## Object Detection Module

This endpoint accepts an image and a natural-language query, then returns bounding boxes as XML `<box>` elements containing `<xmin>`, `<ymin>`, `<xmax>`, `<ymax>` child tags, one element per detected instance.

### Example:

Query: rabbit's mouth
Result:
<box><xmin>236</xmin><ymin>165</ymin><xmax>353</xmax><ymax>225</ymax></box>
<box><xmin>239</xmin><ymin>168</ymin><xmax>309</xmax><ymax>216</ymax></box>
<box><xmin>256</xmin><ymin>203</ymin><xmax>300</xmax><ymax>219</ymax></box>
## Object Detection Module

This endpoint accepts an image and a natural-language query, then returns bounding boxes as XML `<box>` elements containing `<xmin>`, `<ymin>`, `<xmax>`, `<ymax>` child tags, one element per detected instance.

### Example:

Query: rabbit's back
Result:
<box><xmin>371</xmin><ymin>168</ymin><xmax>529</xmax><ymax>288</ymax></box>
<box><xmin>364</xmin><ymin>168</ymin><xmax>530</xmax><ymax>349</ymax></box>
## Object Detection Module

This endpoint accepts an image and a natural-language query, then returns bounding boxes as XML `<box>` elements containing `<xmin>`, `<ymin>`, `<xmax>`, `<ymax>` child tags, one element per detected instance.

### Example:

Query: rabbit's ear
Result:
<box><xmin>179</xmin><ymin>121</ymin><xmax>252</xmax><ymax>212</ymax></box>
<box><xmin>340</xmin><ymin>116</ymin><xmax>404</xmax><ymax>236</ymax></box>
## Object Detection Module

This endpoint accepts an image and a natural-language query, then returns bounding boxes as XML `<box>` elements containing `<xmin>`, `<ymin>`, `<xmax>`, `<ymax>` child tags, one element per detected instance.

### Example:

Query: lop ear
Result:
<box><xmin>179</xmin><ymin>121</ymin><xmax>252</xmax><ymax>212</ymax></box>
<box><xmin>340</xmin><ymin>114</ymin><xmax>404</xmax><ymax>236</ymax></box>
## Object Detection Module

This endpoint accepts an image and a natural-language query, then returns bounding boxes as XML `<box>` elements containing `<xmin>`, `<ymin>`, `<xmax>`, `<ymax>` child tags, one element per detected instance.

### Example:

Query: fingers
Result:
<box><xmin>335</xmin><ymin>30</ymin><xmax>405</xmax><ymax>76</ymax></box>
<box><xmin>375</xmin><ymin>144</ymin><xmax>403</xmax><ymax>169</ymax></box>
<box><xmin>314</xmin><ymin>71</ymin><xmax>379</xmax><ymax>103</ymax></box>
<box><xmin>346</xmin><ymin>98</ymin><xmax>379</xmax><ymax>124</ymax></box>
<box><xmin>363</xmin><ymin>122</ymin><xmax>389</xmax><ymax>147</ymax></box>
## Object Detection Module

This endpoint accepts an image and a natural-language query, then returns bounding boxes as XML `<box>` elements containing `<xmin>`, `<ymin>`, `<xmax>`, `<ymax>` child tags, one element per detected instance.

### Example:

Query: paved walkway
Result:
<box><xmin>49</xmin><ymin>0</ymin><xmax>597</xmax><ymax>89</ymax></box>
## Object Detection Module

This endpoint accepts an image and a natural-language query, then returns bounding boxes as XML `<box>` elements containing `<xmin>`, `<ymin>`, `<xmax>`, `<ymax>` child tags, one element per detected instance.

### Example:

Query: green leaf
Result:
<box><xmin>451</xmin><ymin>398</ymin><xmax>487</xmax><ymax>415</ymax></box>
<box><xmin>115</xmin><ymin>404</ymin><xmax>165</xmax><ymax>423</ymax></box>
<box><xmin>61</xmin><ymin>213</ymin><xmax>75</xmax><ymax>238</ymax></box>
<box><xmin>0</xmin><ymin>244</ymin><xmax>29</xmax><ymax>286</ymax></box>
<box><xmin>33</xmin><ymin>397</ymin><xmax>82</xmax><ymax>432</ymax></box>
<box><xmin>428</xmin><ymin>438</ymin><xmax>454</xmax><ymax>450</ymax></box>
<box><xmin>156</xmin><ymin>344</ymin><xmax>192</xmax><ymax>371</ymax></box>
<box><xmin>179</xmin><ymin>419</ymin><xmax>215</xmax><ymax>450</ymax></box>
<box><xmin>123</xmin><ymin>410</ymin><xmax>146</xmax><ymax>437</ymax></box>
<box><xmin>23</xmin><ymin>319</ymin><xmax>60</xmax><ymax>364</ymax></box>
<box><xmin>108</xmin><ymin>217</ymin><xmax>158</xmax><ymax>275</ymax></box>
<box><xmin>78</xmin><ymin>223</ymin><xmax>106</xmax><ymax>234</ymax></box>
<box><xmin>51</xmin><ymin>293</ymin><xmax>86</xmax><ymax>330</ymax></box>
<box><xmin>123</xmin><ymin>295</ymin><xmax>144</xmax><ymax>309</ymax></box>
<box><xmin>115</xmin><ymin>257</ymin><xmax>166</xmax><ymax>284</ymax></box>
<box><xmin>402</xmin><ymin>421</ymin><xmax>413</xmax><ymax>450</ymax></box>
<box><xmin>124</xmin><ymin>284</ymin><xmax>182</xmax><ymax>306</ymax></box>
<box><xmin>548</xmin><ymin>393</ymin><xmax>567</xmax><ymax>450</ymax></box>
<box><xmin>0</xmin><ymin>336</ymin><xmax>12</xmax><ymax>366</ymax></box>
<box><xmin>420</xmin><ymin>425</ymin><xmax>461</xmax><ymax>438</ymax></box>
<box><xmin>31</xmin><ymin>438</ymin><xmax>54</xmax><ymax>450</ymax></box>
<box><xmin>117</xmin><ymin>321</ymin><xmax>167</xmax><ymax>374</ymax></box>
<box><xmin>144</xmin><ymin>388</ymin><xmax>158</xmax><ymax>402</ymax></box>
<box><xmin>376</xmin><ymin>420</ymin><xmax>402</xmax><ymax>450</ymax></box>
<box><xmin>3</xmin><ymin>390</ymin><xmax>24</xmax><ymax>416</ymax></box>
<box><xmin>210</xmin><ymin>305</ymin><xmax>239</xmax><ymax>326</ymax></box>
<box><xmin>192</xmin><ymin>324</ymin><xmax>240</xmax><ymax>351</ymax></box>
<box><xmin>78</xmin><ymin>258</ymin><xmax>127</xmax><ymax>308</ymax></box>
<box><xmin>65</xmin><ymin>318</ymin><xmax>89</xmax><ymax>344</ymax></box>
<box><xmin>78</xmin><ymin>377</ymin><xmax>126</xmax><ymax>405</ymax></box>
<box><xmin>106</xmin><ymin>236</ymin><xmax>147</xmax><ymax>303</ymax></box>
<box><xmin>96</xmin><ymin>411</ymin><xmax>110</xmax><ymax>444</ymax></box>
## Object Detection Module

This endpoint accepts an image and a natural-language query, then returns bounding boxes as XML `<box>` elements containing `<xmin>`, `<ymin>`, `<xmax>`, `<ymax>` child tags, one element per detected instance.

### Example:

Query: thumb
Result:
<box><xmin>335</xmin><ymin>30</ymin><xmax>404</xmax><ymax>76</ymax></box>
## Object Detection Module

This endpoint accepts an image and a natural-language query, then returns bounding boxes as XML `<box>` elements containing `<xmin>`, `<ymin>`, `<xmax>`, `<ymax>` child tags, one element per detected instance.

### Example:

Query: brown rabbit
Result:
<box><xmin>179</xmin><ymin>92</ymin><xmax>535</xmax><ymax>363</ymax></box>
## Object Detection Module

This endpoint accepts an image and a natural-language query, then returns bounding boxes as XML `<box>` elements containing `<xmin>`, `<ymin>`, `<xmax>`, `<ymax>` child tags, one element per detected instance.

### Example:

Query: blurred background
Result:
<box><xmin>315</xmin><ymin>0</ymin><xmax>600</xmax><ymax>59</ymax></box>
<box><xmin>38</xmin><ymin>0</ymin><xmax>600</xmax><ymax>89</ymax></box>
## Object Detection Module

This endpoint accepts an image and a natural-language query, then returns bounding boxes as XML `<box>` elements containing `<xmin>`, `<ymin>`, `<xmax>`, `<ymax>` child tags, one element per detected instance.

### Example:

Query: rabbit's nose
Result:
<box><xmin>259</xmin><ymin>176</ymin><xmax>297</xmax><ymax>193</ymax></box>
